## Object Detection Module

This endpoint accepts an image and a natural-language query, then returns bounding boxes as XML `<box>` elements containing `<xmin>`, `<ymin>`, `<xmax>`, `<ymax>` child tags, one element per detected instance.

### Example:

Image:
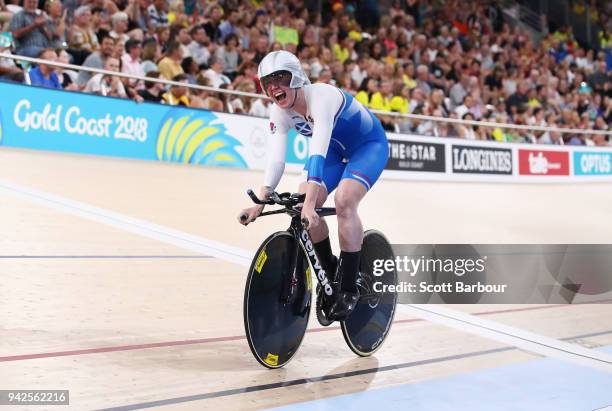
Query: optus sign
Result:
<box><xmin>518</xmin><ymin>149</ymin><xmax>569</xmax><ymax>176</ymax></box>
<box><xmin>573</xmin><ymin>151</ymin><xmax>612</xmax><ymax>175</ymax></box>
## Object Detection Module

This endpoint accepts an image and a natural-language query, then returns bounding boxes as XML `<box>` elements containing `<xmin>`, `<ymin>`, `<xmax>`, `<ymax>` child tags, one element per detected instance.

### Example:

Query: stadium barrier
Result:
<box><xmin>1</xmin><ymin>81</ymin><xmax>612</xmax><ymax>183</ymax></box>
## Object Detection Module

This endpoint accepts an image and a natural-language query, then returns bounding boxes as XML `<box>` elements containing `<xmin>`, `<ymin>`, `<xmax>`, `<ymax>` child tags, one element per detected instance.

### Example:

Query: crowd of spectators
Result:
<box><xmin>0</xmin><ymin>0</ymin><xmax>610</xmax><ymax>145</ymax></box>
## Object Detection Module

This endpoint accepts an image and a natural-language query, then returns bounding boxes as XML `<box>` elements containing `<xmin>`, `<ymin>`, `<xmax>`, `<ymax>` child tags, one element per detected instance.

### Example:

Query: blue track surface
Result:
<box><xmin>270</xmin><ymin>346</ymin><xmax>612</xmax><ymax>411</ymax></box>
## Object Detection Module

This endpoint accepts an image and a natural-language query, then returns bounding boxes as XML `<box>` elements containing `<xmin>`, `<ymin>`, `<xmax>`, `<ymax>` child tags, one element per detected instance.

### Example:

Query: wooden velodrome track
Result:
<box><xmin>0</xmin><ymin>147</ymin><xmax>611</xmax><ymax>410</ymax></box>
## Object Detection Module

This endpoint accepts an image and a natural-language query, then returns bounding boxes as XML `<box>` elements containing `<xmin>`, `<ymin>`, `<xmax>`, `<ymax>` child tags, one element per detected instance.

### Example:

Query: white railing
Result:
<box><xmin>1</xmin><ymin>52</ymin><xmax>611</xmax><ymax>137</ymax></box>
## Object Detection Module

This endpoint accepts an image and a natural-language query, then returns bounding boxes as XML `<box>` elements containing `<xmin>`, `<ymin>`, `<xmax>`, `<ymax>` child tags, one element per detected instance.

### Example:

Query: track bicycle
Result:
<box><xmin>241</xmin><ymin>190</ymin><xmax>397</xmax><ymax>368</ymax></box>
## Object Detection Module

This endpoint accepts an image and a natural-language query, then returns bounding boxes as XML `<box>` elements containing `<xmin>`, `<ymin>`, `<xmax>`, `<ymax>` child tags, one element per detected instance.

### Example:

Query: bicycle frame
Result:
<box><xmin>288</xmin><ymin>212</ymin><xmax>336</xmax><ymax>297</ymax></box>
<box><xmin>244</xmin><ymin>189</ymin><xmax>337</xmax><ymax>297</ymax></box>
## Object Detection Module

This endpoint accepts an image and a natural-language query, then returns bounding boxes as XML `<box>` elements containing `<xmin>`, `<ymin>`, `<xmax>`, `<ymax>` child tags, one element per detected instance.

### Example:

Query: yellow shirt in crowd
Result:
<box><xmin>162</xmin><ymin>92</ymin><xmax>190</xmax><ymax>106</ymax></box>
<box><xmin>390</xmin><ymin>96</ymin><xmax>409</xmax><ymax>114</ymax></box>
<box><xmin>369</xmin><ymin>92</ymin><xmax>391</xmax><ymax>112</ymax></box>
<box><xmin>402</xmin><ymin>74</ymin><xmax>417</xmax><ymax>89</ymax></box>
<box><xmin>355</xmin><ymin>91</ymin><xmax>370</xmax><ymax>107</ymax></box>
<box><xmin>158</xmin><ymin>57</ymin><xmax>184</xmax><ymax>81</ymax></box>
<box><xmin>333</xmin><ymin>44</ymin><xmax>349</xmax><ymax>64</ymax></box>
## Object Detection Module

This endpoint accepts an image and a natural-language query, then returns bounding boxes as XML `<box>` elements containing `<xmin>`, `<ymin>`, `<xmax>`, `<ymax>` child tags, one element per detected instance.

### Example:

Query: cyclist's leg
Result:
<box><xmin>329</xmin><ymin>137</ymin><xmax>388</xmax><ymax>318</ymax></box>
<box><xmin>335</xmin><ymin>179</ymin><xmax>366</xmax><ymax>253</ymax></box>
<box><xmin>300</xmin><ymin>147</ymin><xmax>344</xmax><ymax>276</ymax></box>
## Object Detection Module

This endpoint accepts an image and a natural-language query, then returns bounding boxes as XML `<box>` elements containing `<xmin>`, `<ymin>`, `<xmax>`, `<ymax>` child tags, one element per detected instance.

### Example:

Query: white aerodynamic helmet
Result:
<box><xmin>257</xmin><ymin>50</ymin><xmax>311</xmax><ymax>93</ymax></box>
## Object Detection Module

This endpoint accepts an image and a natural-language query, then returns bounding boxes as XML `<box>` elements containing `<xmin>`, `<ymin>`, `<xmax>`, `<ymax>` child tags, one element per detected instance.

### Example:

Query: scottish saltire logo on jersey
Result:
<box><xmin>156</xmin><ymin>109</ymin><xmax>247</xmax><ymax>168</ymax></box>
<box><xmin>294</xmin><ymin>122</ymin><xmax>312</xmax><ymax>136</ymax></box>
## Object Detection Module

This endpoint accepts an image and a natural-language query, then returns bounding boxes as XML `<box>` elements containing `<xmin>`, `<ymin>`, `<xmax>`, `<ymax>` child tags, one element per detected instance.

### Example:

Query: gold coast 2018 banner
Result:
<box><xmin>0</xmin><ymin>82</ymin><xmax>311</xmax><ymax>170</ymax></box>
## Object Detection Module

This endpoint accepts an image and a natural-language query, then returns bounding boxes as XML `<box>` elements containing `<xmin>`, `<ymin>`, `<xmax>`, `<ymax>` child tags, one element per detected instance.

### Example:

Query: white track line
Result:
<box><xmin>399</xmin><ymin>305</ymin><xmax>612</xmax><ymax>372</ymax></box>
<box><xmin>1</xmin><ymin>178</ymin><xmax>611</xmax><ymax>371</ymax></box>
<box><xmin>0</xmin><ymin>179</ymin><xmax>253</xmax><ymax>267</ymax></box>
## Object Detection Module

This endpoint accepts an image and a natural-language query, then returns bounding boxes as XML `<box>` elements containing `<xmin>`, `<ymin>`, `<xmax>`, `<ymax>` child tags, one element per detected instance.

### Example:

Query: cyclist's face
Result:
<box><xmin>260</xmin><ymin>71</ymin><xmax>294</xmax><ymax>107</ymax></box>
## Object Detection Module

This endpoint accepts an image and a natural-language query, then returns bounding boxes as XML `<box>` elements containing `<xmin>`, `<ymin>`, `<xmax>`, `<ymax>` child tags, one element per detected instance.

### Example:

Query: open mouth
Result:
<box><xmin>273</xmin><ymin>90</ymin><xmax>287</xmax><ymax>103</ymax></box>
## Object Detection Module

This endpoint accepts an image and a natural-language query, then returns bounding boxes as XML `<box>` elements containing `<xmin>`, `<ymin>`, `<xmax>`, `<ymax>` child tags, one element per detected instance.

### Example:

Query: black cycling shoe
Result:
<box><xmin>328</xmin><ymin>290</ymin><xmax>360</xmax><ymax>322</ymax></box>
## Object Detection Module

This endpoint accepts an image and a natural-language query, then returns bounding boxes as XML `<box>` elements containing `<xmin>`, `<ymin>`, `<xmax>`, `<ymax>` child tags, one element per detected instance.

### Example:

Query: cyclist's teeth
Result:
<box><xmin>275</xmin><ymin>91</ymin><xmax>286</xmax><ymax>101</ymax></box>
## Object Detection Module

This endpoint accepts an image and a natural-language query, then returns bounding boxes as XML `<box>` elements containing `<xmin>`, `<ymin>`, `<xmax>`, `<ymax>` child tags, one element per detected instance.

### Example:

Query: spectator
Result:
<box><xmin>588</xmin><ymin>61</ymin><xmax>610</xmax><ymax>95</ymax></box>
<box><xmin>55</xmin><ymin>48</ymin><xmax>77</xmax><ymax>89</ymax></box>
<box><xmin>370</xmin><ymin>79</ymin><xmax>395</xmax><ymax>130</ymax></box>
<box><xmin>455</xmin><ymin>94</ymin><xmax>473</xmax><ymax>118</ymax></box>
<box><xmin>9</xmin><ymin>0</ymin><xmax>52</xmax><ymax>57</ymax></box>
<box><xmin>155</xmin><ymin>25</ymin><xmax>170</xmax><ymax>51</ymax></box>
<box><xmin>506</xmin><ymin>81</ymin><xmax>530</xmax><ymax>115</ymax></box>
<box><xmin>124</xmin><ymin>0</ymin><xmax>149</xmax><ymax>38</ymax></box>
<box><xmin>68</xmin><ymin>5</ymin><xmax>98</xmax><ymax>66</ymax></box>
<box><xmin>232</xmin><ymin>60</ymin><xmax>258</xmax><ymax>89</ymax></box>
<box><xmin>147</xmin><ymin>0</ymin><xmax>168</xmax><ymax>29</ymax></box>
<box><xmin>138</xmin><ymin>71</ymin><xmax>164</xmax><ymax>102</ymax></box>
<box><xmin>157</xmin><ymin>41</ymin><xmax>183</xmax><ymax>80</ymax></box>
<box><xmin>252</xmin><ymin>34</ymin><xmax>269</xmax><ymax>64</ymax></box>
<box><xmin>457</xmin><ymin>112</ymin><xmax>481</xmax><ymax>140</ymax></box>
<box><xmin>189</xmin><ymin>74</ymin><xmax>223</xmax><ymax>110</ymax></box>
<box><xmin>0</xmin><ymin>0</ymin><xmax>12</xmax><ymax>31</ymax></box>
<box><xmin>140</xmin><ymin>38</ymin><xmax>159</xmax><ymax>73</ymax></box>
<box><xmin>161</xmin><ymin>73</ymin><xmax>189</xmax><ymax>105</ymax></box>
<box><xmin>110</xmin><ymin>12</ymin><xmax>130</xmax><ymax>44</ymax></box>
<box><xmin>0</xmin><ymin>37</ymin><xmax>24</xmax><ymax>82</ymax></box>
<box><xmin>181</xmin><ymin>56</ymin><xmax>198</xmax><ymax>83</ymax></box>
<box><xmin>429</xmin><ymin>88</ymin><xmax>450</xmax><ymax>117</ymax></box>
<box><xmin>249</xmin><ymin>92</ymin><xmax>270</xmax><ymax>117</ymax></box>
<box><xmin>218</xmin><ymin>8</ymin><xmax>239</xmax><ymax>43</ymax></box>
<box><xmin>390</xmin><ymin>84</ymin><xmax>410</xmax><ymax>114</ymax></box>
<box><xmin>401</xmin><ymin>61</ymin><xmax>417</xmax><ymax>89</ymax></box>
<box><xmin>167</xmin><ymin>0</ymin><xmax>187</xmax><ymax>27</ymax></box>
<box><xmin>28</xmin><ymin>47</ymin><xmax>61</xmax><ymax>88</ymax></box>
<box><xmin>432</xmin><ymin>118</ymin><xmax>454</xmax><ymax>137</ymax></box>
<box><xmin>88</xmin><ymin>0</ymin><xmax>118</xmax><ymax>26</ymax></box>
<box><xmin>176</xmin><ymin>26</ymin><xmax>192</xmax><ymax>59</ymax></box>
<box><xmin>45</xmin><ymin>0</ymin><xmax>65</xmax><ymax>48</ymax></box>
<box><xmin>408</xmin><ymin>87</ymin><xmax>426</xmax><ymax>113</ymax></box>
<box><xmin>202</xmin><ymin>4</ymin><xmax>223</xmax><ymax>43</ymax></box>
<box><xmin>251</xmin><ymin>8</ymin><xmax>269</xmax><ymax>38</ymax></box>
<box><xmin>187</xmin><ymin>24</ymin><xmax>211</xmax><ymax>67</ymax></box>
<box><xmin>484</xmin><ymin>65</ymin><xmax>504</xmax><ymax>93</ymax></box>
<box><xmin>112</xmin><ymin>38</ymin><xmax>125</xmax><ymax>60</ymax></box>
<box><xmin>77</xmin><ymin>33</ymin><xmax>115</xmax><ymax>86</ymax></box>
<box><xmin>85</xmin><ymin>56</ymin><xmax>126</xmax><ymax>97</ymax></box>
<box><xmin>227</xmin><ymin>80</ymin><xmax>255</xmax><ymax>114</ymax></box>
<box><xmin>121</xmin><ymin>38</ymin><xmax>144</xmax><ymax>88</ymax></box>
<box><xmin>449</xmin><ymin>74</ymin><xmax>470</xmax><ymax>108</ymax></box>
<box><xmin>203</xmin><ymin>54</ymin><xmax>230</xmax><ymax>88</ymax></box>
<box><xmin>351</xmin><ymin>55</ymin><xmax>368</xmax><ymax>87</ymax></box>
<box><xmin>415</xmin><ymin>64</ymin><xmax>432</xmax><ymax>95</ymax></box>
<box><xmin>216</xmin><ymin>32</ymin><xmax>240</xmax><ymax>80</ymax></box>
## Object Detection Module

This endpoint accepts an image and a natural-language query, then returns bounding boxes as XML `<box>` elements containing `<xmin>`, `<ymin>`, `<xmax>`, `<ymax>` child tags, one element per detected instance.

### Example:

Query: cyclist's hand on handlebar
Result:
<box><xmin>301</xmin><ymin>204</ymin><xmax>320</xmax><ymax>231</ymax></box>
<box><xmin>238</xmin><ymin>204</ymin><xmax>264</xmax><ymax>226</ymax></box>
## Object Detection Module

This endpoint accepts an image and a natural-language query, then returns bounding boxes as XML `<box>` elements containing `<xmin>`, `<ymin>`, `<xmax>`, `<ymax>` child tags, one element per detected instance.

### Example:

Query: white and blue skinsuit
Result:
<box><xmin>263</xmin><ymin>82</ymin><xmax>389</xmax><ymax>193</ymax></box>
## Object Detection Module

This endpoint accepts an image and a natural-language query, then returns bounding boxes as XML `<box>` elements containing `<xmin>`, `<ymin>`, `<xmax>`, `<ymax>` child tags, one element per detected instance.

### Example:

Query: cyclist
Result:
<box><xmin>238</xmin><ymin>50</ymin><xmax>388</xmax><ymax>321</ymax></box>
